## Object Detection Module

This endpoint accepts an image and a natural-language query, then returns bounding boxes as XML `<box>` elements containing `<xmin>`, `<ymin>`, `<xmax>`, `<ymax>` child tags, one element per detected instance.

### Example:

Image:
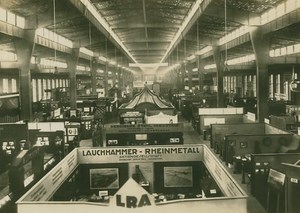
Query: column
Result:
<box><xmin>186</xmin><ymin>62</ymin><xmax>193</xmax><ymax>89</ymax></box>
<box><xmin>104</xmin><ymin>62</ymin><xmax>109</xmax><ymax>96</ymax></box>
<box><xmin>213</xmin><ymin>46</ymin><xmax>225</xmax><ymax>107</ymax></box>
<box><xmin>91</xmin><ymin>57</ymin><xmax>97</xmax><ymax>95</ymax></box>
<box><xmin>66</xmin><ymin>48</ymin><xmax>80</xmax><ymax>110</ymax></box>
<box><xmin>198</xmin><ymin>57</ymin><xmax>205</xmax><ymax>92</ymax></box>
<box><xmin>250</xmin><ymin>27</ymin><xmax>270</xmax><ymax>122</ymax></box>
<box><xmin>14</xmin><ymin>30</ymin><xmax>36</xmax><ymax>121</ymax></box>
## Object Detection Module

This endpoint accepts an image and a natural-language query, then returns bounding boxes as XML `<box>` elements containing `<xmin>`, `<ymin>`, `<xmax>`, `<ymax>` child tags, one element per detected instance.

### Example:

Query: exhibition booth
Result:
<box><xmin>17</xmin><ymin>145</ymin><xmax>247</xmax><ymax>213</ymax></box>
<box><xmin>282</xmin><ymin>161</ymin><xmax>300</xmax><ymax>213</ymax></box>
<box><xmin>210</xmin><ymin>123</ymin><xmax>297</xmax><ymax>157</ymax></box>
<box><xmin>118</xmin><ymin>86</ymin><xmax>175</xmax><ymax>115</ymax></box>
<box><xmin>250</xmin><ymin>153</ymin><xmax>300</xmax><ymax>210</ymax></box>
<box><xmin>0</xmin><ymin>123</ymin><xmax>29</xmax><ymax>173</ymax></box>
<box><xmin>145</xmin><ymin>110</ymin><xmax>178</xmax><ymax>124</ymax></box>
<box><xmin>196</xmin><ymin>107</ymin><xmax>244</xmax><ymax>135</ymax></box>
<box><xmin>104</xmin><ymin>124</ymin><xmax>184</xmax><ymax>146</ymax></box>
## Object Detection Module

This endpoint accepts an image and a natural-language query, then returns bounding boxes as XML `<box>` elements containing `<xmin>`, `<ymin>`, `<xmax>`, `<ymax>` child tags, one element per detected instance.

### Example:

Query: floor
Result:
<box><xmin>80</xmin><ymin>116</ymin><xmax>267</xmax><ymax>213</ymax></box>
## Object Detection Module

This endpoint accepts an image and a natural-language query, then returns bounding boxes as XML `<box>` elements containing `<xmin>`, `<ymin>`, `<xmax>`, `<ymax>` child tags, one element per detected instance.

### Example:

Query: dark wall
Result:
<box><xmin>199</xmin><ymin>114</ymin><xmax>244</xmax><ymax>133</ymax></box>
<box><xmin>250</xmin><ymin>153</ymin><xmax>300</xmax><ymax>209</ymax></box>
<box><xmin>224</xmin><ymin>134</ymin><xmax>294</xmax><ymax>164</ymax></box>
<box><xmin>210</xmin><ymin>123</ymin><xmax>265</xmax><ymax>153</ymax></box>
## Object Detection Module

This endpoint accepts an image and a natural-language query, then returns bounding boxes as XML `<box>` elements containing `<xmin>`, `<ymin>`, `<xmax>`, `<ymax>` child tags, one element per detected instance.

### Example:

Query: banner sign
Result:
<box><xmin>199</xmin><ymin>108</ymin><xmax>243</xmax><ymax>115</ymax></box>
<box><xmin>105</xmin><ymin>123</ymin><xmax>183</xmax><ymax>134</ymax></box>
<box><xmin>111</xmin><ymin>178</ymin><xmax>155</xmax><ymax>208</ymax></box>
<box><xmin>203</xmin><ymin>146</ymin><xmax>245</xmax><ymax>197</ymax></box>
<box><xmin>79</xmin><ymin>145</ymin><xmax>203</xmax><ymax>164</ymax></box>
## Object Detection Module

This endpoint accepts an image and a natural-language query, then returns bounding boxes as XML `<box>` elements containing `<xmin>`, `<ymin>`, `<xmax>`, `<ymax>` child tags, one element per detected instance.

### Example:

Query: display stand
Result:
<box><xmin>266</xmin><ymin>168</ymin><xmax>286</xmax><ymax>213</ymax></box>
<box><xmin>282</xmin><ymin>162</ymin><xmax>300</xmax><ymax>213</ymax></box>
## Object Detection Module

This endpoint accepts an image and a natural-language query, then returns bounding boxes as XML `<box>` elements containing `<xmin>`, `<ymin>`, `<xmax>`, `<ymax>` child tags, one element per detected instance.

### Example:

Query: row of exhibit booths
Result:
<box><xmin>32</xmin><ymin>96</ymin><xmax>114</xmax><ymax>124</ymax></box>
<box><xmin>17</xmin><ymin>145</ymin><xmax>248</xmax><ymax>213</ymax></box>
<box><xmin>0</xmin><ymin>121</ymin><xmax>79</xmax><ymax>212</ymax></box>
<box><xmin>45</xmin><ymin>96</ymin><xmax>114</xmax><ymax>141</ymax></box>
<box><xmin>209</xmin><ymin>121</ymin><xmax>300</xmax><ymax>212</ymax></box>
<box><xmin>190</xmin><ymin>99</ymin><xmax>296</xmax><ymax>135</ymax></box>
<box><xmin>228</xmin><ymin>98</ymin><xmax>294</xmax><ymax>116</ymax></box>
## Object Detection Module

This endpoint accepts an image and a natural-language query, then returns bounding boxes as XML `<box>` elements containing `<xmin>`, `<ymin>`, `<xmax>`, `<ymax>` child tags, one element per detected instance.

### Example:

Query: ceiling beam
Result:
<box><xmin>123</xmin><ymin>38</ymin><xmax>172</xmax><ymax>43</ymax></box>
<box><xmin>131</xmin><ymin>52</ymin><xmax>165</xmax><ymax>56</ymax></box>
<box><xmin>160</xmin><ymin>0</ymin><xmax>214</xmax><ymax>63</ymax></box>
<box><xmin>111</xmin><ymin>23</ymin><xmax>180</xmax><ymax>29</ymax></box>
<box><xmin>68</xmin><ymin>0</ymin><xmax>137</xmax><ymax>63</ymax></box>
<box><xmin>203</xmin><ymin>5</ymin><xmax>254</xmax><ymax>25</ymax></box>
<box><xmin>128</xmin><ymin>47</ymin><xmax>167</xmax><ymax>51</ymax></box>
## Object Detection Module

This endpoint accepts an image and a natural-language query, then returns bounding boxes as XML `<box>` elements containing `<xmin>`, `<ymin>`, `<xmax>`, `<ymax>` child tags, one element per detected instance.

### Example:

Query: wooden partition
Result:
<box><xmin>269</xmin><ymin>115</ymin><xmax>296</xmax><ymax>131</ymax></box>
<box><xmin>224</xmin><ymin>134</ymin><xmax>294</xmax><ymax>164</ymax></box>
<box><xmin>282</xmin><ymin>162</ymin><xmax>300</xmax><ymax>213</ymax></box>
<box><xmin>210</xmin><ymin>123</ymin><xmax>265</xmax><ymax>154</ymax></box>
<box><xmin>197</xmin><ymin>107</ymin><xmax>244</xmax><ymax>134</ymax></box>
<box><xmin>250</xmin><ymin>153</ymin><xmax>300</xmax><ymax>209</ymax></box>
<box><xmin>199</xmin><ymin>114</ymin><xmax>244</xmax><ymax>134</ymax></box>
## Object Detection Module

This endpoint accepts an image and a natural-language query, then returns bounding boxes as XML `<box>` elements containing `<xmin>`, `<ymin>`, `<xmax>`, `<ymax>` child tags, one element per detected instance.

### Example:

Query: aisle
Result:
<box><xmin>180</xmin><ymin>117</ymin><xmax>266</xmax><ymax>213</ymax></box>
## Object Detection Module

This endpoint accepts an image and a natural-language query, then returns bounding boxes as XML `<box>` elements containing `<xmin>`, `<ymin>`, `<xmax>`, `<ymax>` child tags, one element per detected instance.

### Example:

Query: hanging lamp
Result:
<box><xmin>224</xmin><ymin>0</ymin><xmax>230</xmax><ymax>72</ymax></box>
<box><xmin>53</xmin><ymin>0</ymin><xmax>58</xmax><ymax>74</ymax></box>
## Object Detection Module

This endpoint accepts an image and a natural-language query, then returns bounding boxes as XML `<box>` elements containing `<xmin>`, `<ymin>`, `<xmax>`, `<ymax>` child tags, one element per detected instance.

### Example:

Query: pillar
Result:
<box><xmin>91</xmin><ymin>57</ymin><xmax>97</xmax><ymax>95</ymax></box>
<box><xmin>250</xmin><ymin>27</ymin><xmax>270</xmax><ymax>122</ymax></box>
<box><xmin>66</xmin><ymin>48</ymin><xmax>80</xmax><ymax>110</ymax></box>
<box><xmin>14</xmin><ymin>30</ymin><xmax>36</xmax><ymax>121</ymax></box>
<box><xmin>213</xmin><ymin>46</ymin><xmax>225</xmax><ymax>107</ymax></box>
<box><xmin>104</xmin><ymin>62</ymin><xmax>109</xmax><ymax>95</ymax></box>
<box><xmin>186</xmin><ymin>62</ymin><xmax>193</xmax><ymax>89</ymax></box>
<box><xmin>197</xmin><ymin>57</ymin><xmax>205</xmax><ymax>92</ymax></box>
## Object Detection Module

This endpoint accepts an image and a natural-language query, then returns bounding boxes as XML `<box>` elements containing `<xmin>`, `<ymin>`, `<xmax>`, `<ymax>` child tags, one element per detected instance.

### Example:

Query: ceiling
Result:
<box><xmin>0</xmin><ymin>0</ymin><xmax>297</xmax><ymax>74</ymax></box>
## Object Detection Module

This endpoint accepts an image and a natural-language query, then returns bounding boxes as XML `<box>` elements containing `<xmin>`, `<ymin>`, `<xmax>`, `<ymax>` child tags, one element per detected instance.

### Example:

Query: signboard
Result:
<box><xmin>199</xmin><ymin>108</ymin><xmax>243</xmax><ymax>115</ymax></box>
<box><xmin>67</xmin><ymin>128</ymin><xmax>78</xmax><ymax>136</ymax></box>
<box><xmin>264</xmin><ymin>118</ymin><xmax>270</xmax><ymax>124</ymax></box>
<box><xmin>247</xmin><ymin>112</ymin><xmax>256</xmax><ymax>122</ymax></box>
<box><xmin>267</xmin><ymin>168</ymin><xmax>286</xmax><ymax>191</ymax></box>
<box><xmin>78</xmin><ymin>145</ymin><xmax>203</xmax><ymax>164</ymax></box>
<box><xmin>110</xmin><ymin>178</ymin><xmax>155</xmax><ymax>208</ymax></box>
<box><xmin>203</xmin><ymin>146</ymin><xmax>245</xmax><ymax>197</ymax></box>
<box><xmin>133</xmin><ymin>81</ymin><xmax>153</xmax><ymax>88</ymax></box>
<box><xmin>204</xmin><ymin>118</ymin><xmax>225</xmax><ymax>127</ymax></box>
<box><xmin>105</xmin><ymin>123</ymin><xmax>183</xmax><ymax>134</ymax></box>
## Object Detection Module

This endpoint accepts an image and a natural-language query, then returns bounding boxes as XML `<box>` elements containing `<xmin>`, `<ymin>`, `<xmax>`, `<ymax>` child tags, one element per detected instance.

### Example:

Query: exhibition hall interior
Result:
<box><xmin>1</xmin><ymin>0</ymin><xmax>300</xmax><ymax>212</ymax></box>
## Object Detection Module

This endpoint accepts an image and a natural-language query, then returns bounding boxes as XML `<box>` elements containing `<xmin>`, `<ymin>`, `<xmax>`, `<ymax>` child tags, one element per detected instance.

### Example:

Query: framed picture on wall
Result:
<box><xmin>90</xmin><ymin>168</ymin><xmax>119</xmax><ymax>189</ymax></box>
<box><xmin>164</xmin><ymin>166</ymin><xmax>193</xmax><ymax>187</ymax></box>
<box><xmin>240</xmin><ymin>141</ymin><xmax>247</xmax><ymax>148</ymax></box>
